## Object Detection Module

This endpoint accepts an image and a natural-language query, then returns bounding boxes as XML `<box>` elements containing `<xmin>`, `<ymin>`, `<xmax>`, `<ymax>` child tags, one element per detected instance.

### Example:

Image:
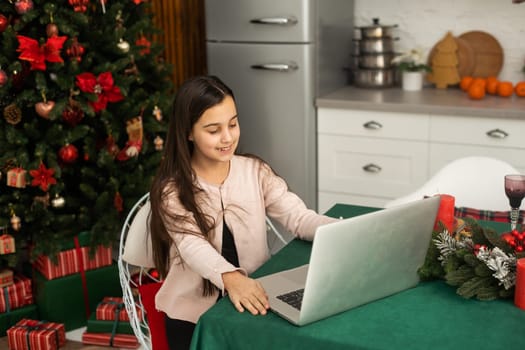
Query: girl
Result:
<box><xmin>149</xmin><ymin>75</ymin><xmax>337</xmax><ymax>349</ymax></box>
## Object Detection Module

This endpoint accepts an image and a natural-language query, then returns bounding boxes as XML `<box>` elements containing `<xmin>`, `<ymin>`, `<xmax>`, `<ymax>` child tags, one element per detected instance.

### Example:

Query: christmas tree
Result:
<box><xmin>0</xmin><ymin>0</ymin><xmax>173</xmax><ymax>268</ymax></box>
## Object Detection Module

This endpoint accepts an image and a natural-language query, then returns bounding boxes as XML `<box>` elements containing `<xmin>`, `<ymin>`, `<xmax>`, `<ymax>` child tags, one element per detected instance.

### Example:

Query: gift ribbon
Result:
<box><xmin>3</xmin><ymin>286</ymin><xmax>11</xmax><ymax>313</ymax></box>
<box><xmin>109</xmin><ymin>304</ymin><xmax>123</xmax><ymax>347</ymax></box>
<box><xmin>74</xmin><ymin>236</ymin><xmax>91</xmax><ymax>318</ymax></box>
<box><xmin>14</xmin><ymin>321</ymin><xmax>60</xmax><ymax>350</ymax></box>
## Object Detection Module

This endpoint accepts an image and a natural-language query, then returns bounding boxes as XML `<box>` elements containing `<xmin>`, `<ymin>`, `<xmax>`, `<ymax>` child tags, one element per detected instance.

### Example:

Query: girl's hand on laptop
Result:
<box><xmin>222</xmin><ymin>271</ymin><xmax>270</xmax><ymax>315</ymax></box>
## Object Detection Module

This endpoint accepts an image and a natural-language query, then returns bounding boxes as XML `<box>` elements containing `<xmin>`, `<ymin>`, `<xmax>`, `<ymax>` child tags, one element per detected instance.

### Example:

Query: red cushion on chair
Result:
<box><xmin>138</xmin><ymin>282</ymin><xmax>169</xmax><ymax>350</ymax></box>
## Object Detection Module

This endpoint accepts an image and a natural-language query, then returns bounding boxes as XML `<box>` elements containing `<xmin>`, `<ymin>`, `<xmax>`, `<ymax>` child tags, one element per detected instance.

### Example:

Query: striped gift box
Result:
<box><xmin>82</xmin><ymin>332</ymin><xmax>139</xmax><ymax>349</ymax></box>
<box><xmin>34</xmin><ymin>245</ymin><xmax>112</xmax><ymax>280</ymax></box>
<box><xmin>6</xmin><ymin>319</ymin><xmax>66</xmax><ymax>350</ymax></box>
<box><xmin>96</xmin><ymin>297</ymin><xmax>142</xmax><ymax>322</ymax></box>
<box><xmin>0</xmin><ymin>275</ymin><xmax>33</xmax><ymax>313</ymax></box>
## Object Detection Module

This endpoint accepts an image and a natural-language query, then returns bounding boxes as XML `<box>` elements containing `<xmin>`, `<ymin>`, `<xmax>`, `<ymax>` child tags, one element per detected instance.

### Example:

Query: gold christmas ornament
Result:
<box><xmin>51</xmin><ymin>194</ymin><xmax>65</xmax><ymax>208</ymax></box>
<box><xmin>154</xmin><ymin>136</ymin><xmax>164</xmax><ymax>151</ymax></box>
<box><xmin>10</xmin><ymin>214</ymin><xmax>21</xmax><ymax>231</ymax></box>
<box><xmin>4</xmin><ymin>104</ymin><xmax>22</xmax><ymax>125</ymax></box>
<box><xmin>153</xmin><ymin>105</ymin><xmax>163</xmax><ymax>121</ymax></box>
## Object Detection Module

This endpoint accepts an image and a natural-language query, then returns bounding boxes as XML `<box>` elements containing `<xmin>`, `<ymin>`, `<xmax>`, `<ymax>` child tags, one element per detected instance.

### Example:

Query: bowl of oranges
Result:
<box><xmin>460</xmin><ymin>76</ymin><xmax>525</xmax><ymax>100</ymax></box>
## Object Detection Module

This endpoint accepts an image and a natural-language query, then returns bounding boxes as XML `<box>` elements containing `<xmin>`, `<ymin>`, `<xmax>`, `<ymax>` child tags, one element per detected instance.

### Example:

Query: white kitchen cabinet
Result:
<box><xmin>317</xmin><ymin>108</ymin><xmax>525</xmax><ymax>213</ymax></box>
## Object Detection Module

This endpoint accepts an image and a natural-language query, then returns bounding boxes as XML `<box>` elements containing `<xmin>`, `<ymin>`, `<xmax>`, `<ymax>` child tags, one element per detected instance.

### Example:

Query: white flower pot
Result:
<box><xmin>402</xmin><ymin>71</ymin><xmax>424</xmax><ymax>91</ymax></box>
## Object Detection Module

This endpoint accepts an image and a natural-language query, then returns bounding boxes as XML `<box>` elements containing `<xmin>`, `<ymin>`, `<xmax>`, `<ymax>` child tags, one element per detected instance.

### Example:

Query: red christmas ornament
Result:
<box><xmin>14</xmin><ymin>0</ymin><xmax>33</xmax><ymax>15</ymax></box>
<box><xmin>29</xmin><ymin>162</ymin><xmax>57</xmax><ymax>192</ymax></box>
<box><xmin>59</xmin><ymin>144</ymin><xmax>79</xmax><ymax>163</ymax></box>
<box><xmin>135</xmin><ymin>35</ymin><xmax>151</xmax><ymax>56</ymax></box>
<box><xmin>0</xmin><ymin>69</ymin><xmax>7</xmax><ymax>86</ymax></box>
<box><xmin>68</xmin><ymin>0</ymin><xmax>89</xmax><ymax>13</ymax></box>
<box><xmin>0</xmin><ymin>14</ymin><xmax>8</xmax><ymax>33</ymax></box>
<box><xmin>66</xmin><ymin>37</ymin><xmax>85</xmax><ymax>63</ymax></box>
<box><xmin>62</xmin><ymin>102</ymin><xmax>84</xmax><ymax>126</ymax></box>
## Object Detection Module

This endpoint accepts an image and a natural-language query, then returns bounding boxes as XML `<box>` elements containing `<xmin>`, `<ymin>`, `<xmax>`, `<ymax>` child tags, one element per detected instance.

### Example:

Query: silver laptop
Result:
<box><xmin>257</xmin><ymin>196</ymin><xmax>440</xmax><ymax>326</ymax></box>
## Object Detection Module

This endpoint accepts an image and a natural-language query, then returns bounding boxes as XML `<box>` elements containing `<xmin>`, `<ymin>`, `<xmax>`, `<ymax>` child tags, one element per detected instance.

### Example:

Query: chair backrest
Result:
<box><xmin>118</xmin><ymin>193</ymin><xmax>289</xmax><ymax>350</ymax></box>
<box><xmin>385</xmin><ymin>156</ymin><xmax>520</xmax><ymax>211</ymax></box>
<box><xmin>118</xmin><ymin>193</ymin><xmax>156</xmax><ymax>350</ymax></box>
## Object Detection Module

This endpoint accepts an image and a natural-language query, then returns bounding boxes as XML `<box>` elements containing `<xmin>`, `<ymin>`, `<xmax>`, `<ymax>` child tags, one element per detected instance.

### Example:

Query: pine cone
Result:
<box><xmin>3</xmin><ymin>103</ymin><xmax>22</xmax><ymax>125</ymax></box>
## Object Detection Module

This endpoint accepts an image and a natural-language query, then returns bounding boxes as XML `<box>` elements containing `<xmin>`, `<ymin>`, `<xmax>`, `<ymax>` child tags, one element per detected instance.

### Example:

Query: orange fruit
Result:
<box><xmin>471</xmin><ymin>77</ymin><xmax>487</xmax><ymax>90</ymax></box>
<box><xmin>515</xmin><ymin>82</ymin><xmax>525</xmax><ymax>97</ymax></box>
<box><xmin>486</xmin><ymin>79</ymin><xmax>500</xmax><ymax>95</ymax></box>
<box><xmin>497</xmin><ymin>81</ymin><xmax>514</xmax><ymax>97</ymax></box>
<box><xmin>468</xmin><ymin>83</ymin><xmax>485</xmax><ymax>100</ymax></box>
<box><xmin>459</xmin><ymin>76</ymin><xmax>473</xmax><ymax>91</ymax></box>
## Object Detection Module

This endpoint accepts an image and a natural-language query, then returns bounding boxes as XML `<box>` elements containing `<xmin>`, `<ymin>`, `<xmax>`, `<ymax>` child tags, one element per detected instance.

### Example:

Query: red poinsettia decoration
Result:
<box><xmin>75</xmin><ymin>72</ymin><xmax>124</xmax><ymax>112</ymax></box>
<box><xmin>132</xmin><ymin>0</ymin><xmax>146</xmax><ymax>4</ymax></box>
<box><xmin>16</xmin><ymin>35</ymin><xmax>67</xmax><ymax>71</ymax></box>
<box><xmin>30</xmin><ymin>162</ymin><xmax>57</xmax><ymax>192</ymax></box>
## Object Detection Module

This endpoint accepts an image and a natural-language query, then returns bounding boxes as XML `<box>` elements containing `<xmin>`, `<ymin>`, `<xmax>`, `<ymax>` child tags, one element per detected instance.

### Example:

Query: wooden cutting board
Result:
<box><xmin>458</xmin><ymin>30</ymin><xmax>503</xmax><ymax>78</ymax></box>
<box><xmin>428</xmin><ymin>36</ymin><xmax>475</xmax><ymax>78</ymax></box>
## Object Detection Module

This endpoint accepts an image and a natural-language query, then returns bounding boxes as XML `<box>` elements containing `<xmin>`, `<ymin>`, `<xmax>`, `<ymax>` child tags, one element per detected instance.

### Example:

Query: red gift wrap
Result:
<box><xmin>7</xmin><ymin>319</ymin><xmax>66</xmax><ymax>350</ymax></box>
<box><xmin>96</xmin><ymin>297</ymin><xmax>142</xmax><ymax>322</ymax></box>
<box><xmin>1</xmin><ymin>275</ymin><xmax>34</xmax><ymax>313</ymax></box>
<box><xmin>0</xmin><ymin>234</ymin><xmax>16</xmax><ymax>255</ymax></box>
<box><xmin>82</xmin><ymin>332</ymin><xmax>139</xmax><ymax>349</ymax></box>
<box><xmin>34</xmin><ymin>244</ymin><xmax>112</xmax><ymax>280</ymax></box>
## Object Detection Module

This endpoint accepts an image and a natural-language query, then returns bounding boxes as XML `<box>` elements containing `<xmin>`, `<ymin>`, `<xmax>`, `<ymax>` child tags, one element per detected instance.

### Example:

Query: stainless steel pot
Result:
<box><xmin>356</xmin><ymin>37</ymin><xmax>398</xmax><ymax>54</ymax></box>
<box><xmin>353</xmin><ymin>68</ymin><xmax>395</xmax><ymax>88</ymax></box>
<box><xmin>357</xmin><ymin>52</ymin><xmax>397</xmax><ymax>69</ymax></box>
<box><xmin>355</xmin><ymin>18</ymin><xmax>397</xmax><ymax>39</ymax></box>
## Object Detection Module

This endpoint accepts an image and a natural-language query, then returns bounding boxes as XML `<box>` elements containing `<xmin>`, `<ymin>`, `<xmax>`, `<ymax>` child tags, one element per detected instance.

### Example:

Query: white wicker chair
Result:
<box><xmin>118</xmin><ymin>193</ymin><xmax>288</xmax><ymax>350</ymax></box>
<box><xmin>118</xmin><ymin>193</ymin><xmax>157</xmax><ymax>350</ymax></box>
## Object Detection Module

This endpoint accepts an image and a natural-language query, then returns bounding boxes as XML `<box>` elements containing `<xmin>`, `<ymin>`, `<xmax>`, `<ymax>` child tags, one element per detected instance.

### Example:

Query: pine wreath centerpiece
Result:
<box><xmin>418</xmin><ymin>217</ymin><xmax>525</xmax><ymax>300</ymax></box>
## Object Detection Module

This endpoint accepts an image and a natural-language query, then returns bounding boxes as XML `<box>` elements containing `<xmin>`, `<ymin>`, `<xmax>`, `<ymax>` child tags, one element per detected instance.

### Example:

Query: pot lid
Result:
<box><xmin>356</xmin><ymin>18</ymin><xmax>397</xmax><ymax>29</ymax></box>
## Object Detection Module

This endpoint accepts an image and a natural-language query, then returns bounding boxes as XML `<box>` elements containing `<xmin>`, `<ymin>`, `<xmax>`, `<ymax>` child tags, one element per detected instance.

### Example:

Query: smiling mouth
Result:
<box><xmin>218</xmin><ymin>146</ymin><xmax>231</xmax><ymax>152</ymax></box>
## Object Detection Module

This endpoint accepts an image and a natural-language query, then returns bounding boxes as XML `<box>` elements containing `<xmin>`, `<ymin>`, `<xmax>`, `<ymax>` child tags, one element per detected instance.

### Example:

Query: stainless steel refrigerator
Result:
<box><xmin>205</xmin><ymin>0</ymin><xmax>354</xmax><ymax>211</ymax></box>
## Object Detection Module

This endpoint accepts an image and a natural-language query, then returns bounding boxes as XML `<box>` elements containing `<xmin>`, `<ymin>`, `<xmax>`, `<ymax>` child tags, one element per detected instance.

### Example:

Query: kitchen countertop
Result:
<box><xmin>316</xmin><ymin>86</ymin><xmax>525</xmax><ymax>119</ymax></box>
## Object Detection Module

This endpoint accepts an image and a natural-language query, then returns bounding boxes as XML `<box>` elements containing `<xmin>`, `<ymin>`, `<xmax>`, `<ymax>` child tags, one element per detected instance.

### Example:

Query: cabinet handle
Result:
<box><xmin>363</xmin><ymin>163</ymin><xmax>382</xmax><ymax>173</ymax></box>
<box><xmin>363</xmin><ymin>121</ymin><xmax>383</xmax><ymax>130</ymax></box>
<box><xmin>486</xmin><ymin>128</ymin><xmax>509</xmax><ymax>139</ymax></box>
<box><xmin>251</xmin><ymin>62</ymin><xmax>298</xmax><ymax>72</ymax></box>
<box><xmin>250</xmin><ymin>17</ymin><xmax>298</xmax><ymax>25</ymax></box>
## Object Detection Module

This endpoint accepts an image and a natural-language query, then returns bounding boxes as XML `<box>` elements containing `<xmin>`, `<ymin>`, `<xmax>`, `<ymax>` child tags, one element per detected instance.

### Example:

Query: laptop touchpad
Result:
<box><xmin>281</xmin><ymin>264</ymin><xmax>309</xmax><ymax>285</ymax></box>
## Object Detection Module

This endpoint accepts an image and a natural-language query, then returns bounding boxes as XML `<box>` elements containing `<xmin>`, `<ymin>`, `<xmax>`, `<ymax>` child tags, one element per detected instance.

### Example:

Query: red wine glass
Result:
<box><xmin>504</xmin><ymin>174</ymin><xmax>525</xmax><ymax>231</ymax></box>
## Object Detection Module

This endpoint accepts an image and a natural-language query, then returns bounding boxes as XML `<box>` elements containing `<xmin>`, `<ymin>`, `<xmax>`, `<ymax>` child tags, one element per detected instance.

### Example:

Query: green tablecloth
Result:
<box><xmin>190</xmin><ymin>204</ymin><xmax>525</xmax><ymax>350</ymax></box>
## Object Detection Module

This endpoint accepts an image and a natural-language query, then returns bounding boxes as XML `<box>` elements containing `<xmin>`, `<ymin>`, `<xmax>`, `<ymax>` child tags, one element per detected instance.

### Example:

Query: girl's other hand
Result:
<box><xmin>222</xmin><ymin>271</ymin><xmax>270</xmax><ymax>315</ymax></box>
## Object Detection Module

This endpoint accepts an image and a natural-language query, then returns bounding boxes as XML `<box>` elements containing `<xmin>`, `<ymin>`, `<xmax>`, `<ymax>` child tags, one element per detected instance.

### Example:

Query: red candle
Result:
<box><xmin>515</xmin><ymin>258</ymin><xmax>525</xmax><ymax>310</ymax></box>
<box><xmin>434</xmin><ymin>194</ymin><xmax>455</xmax><ymax>232</ymax></box>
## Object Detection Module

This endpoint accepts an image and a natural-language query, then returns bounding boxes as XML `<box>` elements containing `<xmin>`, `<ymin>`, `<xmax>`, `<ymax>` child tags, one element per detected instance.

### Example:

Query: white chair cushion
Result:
<box><xmin>122</xmin><ymin>200</ymin><xmax>156</xmax><ymax>268</ymax></box>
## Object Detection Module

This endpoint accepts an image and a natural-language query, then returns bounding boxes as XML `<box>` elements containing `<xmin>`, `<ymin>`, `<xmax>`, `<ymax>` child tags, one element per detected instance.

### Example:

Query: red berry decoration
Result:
<box><xmin>59</xmin><ymin>144</ymin><xmax>79</xmax><ymax>163</ymax></box>
<box><xmin>14</xmin><ymin>0</ymin><xmax>33</xmax><ymax>15</ymax></box>
<box><xmin>0</xmin><ymin>14</ymin><xmax>8</xmax><ymax>33</ymax></box>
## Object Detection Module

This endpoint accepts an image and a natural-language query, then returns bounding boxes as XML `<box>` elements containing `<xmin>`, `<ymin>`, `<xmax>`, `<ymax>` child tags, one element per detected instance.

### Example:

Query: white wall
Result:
<box><xmin>354</xmin><ymin>0</ymin><xmax>525</xmax><ymax>83</ymax></box>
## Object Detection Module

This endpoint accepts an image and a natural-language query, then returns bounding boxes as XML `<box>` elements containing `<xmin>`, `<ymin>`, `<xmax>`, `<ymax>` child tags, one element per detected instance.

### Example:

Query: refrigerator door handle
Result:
<box><xmin>251</xmin><ymin>62</ymin><xmax>299</xmax><ymax>72</ymax></box>
<box><xmin>250</xmin><ymin>16</ymin><xmax>298</xmax><ymax>25</ymax></box>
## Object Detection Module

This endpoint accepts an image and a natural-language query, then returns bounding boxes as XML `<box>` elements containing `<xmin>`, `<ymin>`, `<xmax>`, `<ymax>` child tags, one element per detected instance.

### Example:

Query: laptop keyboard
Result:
<box><xmin>276</xmin><ymin>288</ymin><xmax>304</xmax><ymax>310</ymax></box>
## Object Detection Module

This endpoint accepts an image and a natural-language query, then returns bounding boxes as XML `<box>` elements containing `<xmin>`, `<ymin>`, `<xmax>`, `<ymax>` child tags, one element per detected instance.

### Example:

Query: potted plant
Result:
<box><xmin>392</xmin><ymin>48</ymin><xmax>431</xmax><ymax>91</ymax></box>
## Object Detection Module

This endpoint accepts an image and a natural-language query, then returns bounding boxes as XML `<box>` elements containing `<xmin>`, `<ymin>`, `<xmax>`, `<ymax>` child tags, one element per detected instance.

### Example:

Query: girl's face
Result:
<box><xmin>189</xmin><ymin>95</ymin><xmax>240</xmax><ymax>166</ymax></box>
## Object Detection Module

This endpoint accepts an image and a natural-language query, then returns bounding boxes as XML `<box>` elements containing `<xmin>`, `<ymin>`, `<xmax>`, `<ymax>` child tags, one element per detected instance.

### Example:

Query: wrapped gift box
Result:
<box><xmin>34</xmin><ymin>243</ymin><xmax>112</xmax><ymax>280</ymax></box>
<box><xmin>0</xmin><ymin>269</ymin><xmax>14</xmax><ymax>288</ymax></box>
<box><xmin>0</xmin><ymin>304</ymin><xmax>38</xmax><ymax>337</ymax></box>
<box><xmin>35</xmin><ymin>264</ymin><xmax>121</xmax><ymax>331</ymax></box>
<box><xmin>6</xmin><ymin>168</ymin><xmax>26</xmax><ymax>188</ymax></box>
<box><xmin>82</xmin><ymin>332</ymin><xmax>139</xmax><ymax>349</ymax></box>
<box><xmin>86</xmin><ymin>312</ymin><xmax>134</xmax><ymax>335</ymax></box>
<box><xmin>96</xmin><ymin>296</ymin><xmax>142</xmax><ymax>322</ymax></box>
<box><xmin>7</xmin><ymin>318</ymin><xmax>66</xmax><ymax>350</ymax></box>
<box><xmin>0</xmin><ymin>275</ymin><xmax>33</xmax><ymax>313</ymax></box>
<box><xmin>0</xmin><ymin>234</ymin><xmax>16</xmax><ymax>255</ymax></box>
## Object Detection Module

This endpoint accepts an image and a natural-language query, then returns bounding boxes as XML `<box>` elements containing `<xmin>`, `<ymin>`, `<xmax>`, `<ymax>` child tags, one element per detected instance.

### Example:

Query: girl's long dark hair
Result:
<box><xmin>149</xmin><ymin>75</ymin><xmax>234</xmax><ymax>296</ymax></box>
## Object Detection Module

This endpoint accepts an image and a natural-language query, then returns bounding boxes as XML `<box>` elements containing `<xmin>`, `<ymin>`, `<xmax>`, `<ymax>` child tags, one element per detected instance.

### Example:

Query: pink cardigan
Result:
<box><xmin>155</xmin><ymin>155</ymin><xmax>338</xmax><ymax>323</ymax></box>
